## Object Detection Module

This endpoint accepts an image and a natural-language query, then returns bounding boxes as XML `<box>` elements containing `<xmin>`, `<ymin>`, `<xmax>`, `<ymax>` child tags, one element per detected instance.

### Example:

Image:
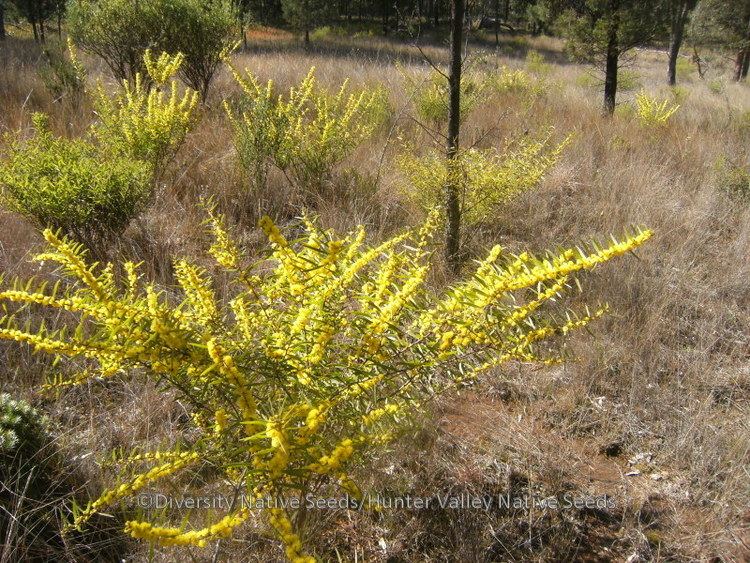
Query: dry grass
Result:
<box><xmin>0</xmin><ymin>29</ymin><xmax>748</xmax><ymax>562</ymax></box>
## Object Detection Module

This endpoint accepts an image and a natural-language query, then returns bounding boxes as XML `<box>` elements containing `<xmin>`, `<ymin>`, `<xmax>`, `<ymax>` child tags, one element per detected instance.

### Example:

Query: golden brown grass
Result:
<box><xmin>0</xmin><ymin>29</ymin><xmax>748</xmax><ymax>561</ymax></box>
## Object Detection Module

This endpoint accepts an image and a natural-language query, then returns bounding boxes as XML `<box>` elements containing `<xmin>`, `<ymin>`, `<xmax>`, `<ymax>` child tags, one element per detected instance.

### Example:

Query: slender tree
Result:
<box><xmin>666</xmin><ymin>0</ymin><xmax>698</xmax><ymax>85</ymax></box>
<box><xmin>445</xmin><ymin>0</ymin><xmax>464</xmax><ymax>272</ymax></box>
<box><xmin>281</xmin><ymin>0</ymin><xmax>332</xmax><ymax>43</ymax></box>
<box><xmin>559</xmin><ymin>0</ymin><xmax>663</xmax><ymax>115</ymax></box>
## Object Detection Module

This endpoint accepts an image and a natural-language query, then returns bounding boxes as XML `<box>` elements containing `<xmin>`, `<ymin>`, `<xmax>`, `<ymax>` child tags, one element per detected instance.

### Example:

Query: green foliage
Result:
<box><xmin>560</xmin><ymin>1</ymin><xmax>663</xmax><ymax>65</ymax></box>
<box><xmin>708</xmin><ymin>79</ymin><xmax>724</xmax><ymax>94</ymax></box>
<box><xmin>0</xmin><ymin>114</ymin><xmax>153</xmax><ymax>243</ymax></box>
<box><xmin>634</xmin><ymin>92</ymin><xmax>680</xmax><ymax>126</ymax></box>
<box><xmin>68</xmin><ymin>0</ymin><xmax>237</xmax><ymax>97</ymax></box>
<box><xmin>225</xmin><ymin>65</ymin><xmax>388</xmax><ymax>191</ymax></box>
<box><xmin>489</xmin><ymin>65</ymin><xmax>544</xmax><ymax>99</ymax></box>
<box><xmin>397</xmin><ymin>131</ymin><xmax>571</xmax><ymax>227</ymax></box>
<box><xmin>670</xmin><ymin>85</ymin><xmax>689</xmax><ymax>104</ymax></box>
<box><xmin>310</xmin><ymin>25</ymin><xmax>348</xmax><ymax>41</ymax></box>
<box><xmin>0</xmin><ymin>210</ymin><xmax>651</xmax><ymax>558</ymax></box>
<box><xmin>147</xmin><ymin>0</ymin><xmax>237</xmax><ymax>99</ymax></box>
<box><xmin>676</xmin><ymin>57</ymin><xmax>694</xmax><ymax>81</ymax></box>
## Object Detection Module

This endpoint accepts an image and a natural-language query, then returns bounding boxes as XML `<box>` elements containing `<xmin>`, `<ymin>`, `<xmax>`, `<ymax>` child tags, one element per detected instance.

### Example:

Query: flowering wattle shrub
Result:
<box><xmin>0</xmin><ymin>209</ymin><xmax>651</xmax><ymax>561</ymax></box>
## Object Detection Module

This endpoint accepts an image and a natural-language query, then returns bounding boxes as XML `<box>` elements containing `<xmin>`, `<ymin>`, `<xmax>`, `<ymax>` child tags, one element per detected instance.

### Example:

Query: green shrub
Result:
<box><xmin>618</xmin><ymin>69</ymin><xmax>642</xmax><ymax>92</ymax></box>
<box><xmin>708</xmin><ymin>79</ymin><xmax>724</xmax><ymax>94</ymax></box>
<box><xmin>0</xmin><ymin>114</ymin><xmax>153</xmax><ymax>244</ymax></box>
<box><xmin>68</xmin><ymin>0</ymin><xmax>237</xmax><ymax>99</ymax></box>
<box><xmin>397</xmin><ymin>130</ymin><xmax>571</xmax><ymax>227</ymax></box>
<box><xmin>634</xmin><ymin>91</ymin><xmax>680</xmax><ymax>126</ymax></box>
<box><xmin>67</xmin><ymin>0</ymin><xmax>154</xmax><ymax>82</ymax></box>
<box><xmin>404</xmin><ymin>67</ymin><xmax>486</xmax><ymax>125</ymax></box>
<box><xmin>716</xmin><ymin>157</ymin><xmax>750</xmax><ymax>202</ymax></box>
<box><xmin>225</xmin><ymin>65</ymin><xmax>387</xmax><ymax>192</ymax></box>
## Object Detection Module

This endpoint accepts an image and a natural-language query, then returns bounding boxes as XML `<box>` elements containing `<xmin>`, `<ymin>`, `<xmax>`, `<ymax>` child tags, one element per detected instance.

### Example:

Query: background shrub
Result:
<box><xmin>68</xmin><ymin>0</ymin><xmax>236</xmax><ymax>99</ymax></box>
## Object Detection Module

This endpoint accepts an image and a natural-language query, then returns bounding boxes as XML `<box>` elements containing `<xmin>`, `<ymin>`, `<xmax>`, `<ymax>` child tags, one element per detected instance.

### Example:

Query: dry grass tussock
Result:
<box><xmin>0</xmin><ymin>29</ymin><xmax>749</xmax><ymax>561</ymax></box>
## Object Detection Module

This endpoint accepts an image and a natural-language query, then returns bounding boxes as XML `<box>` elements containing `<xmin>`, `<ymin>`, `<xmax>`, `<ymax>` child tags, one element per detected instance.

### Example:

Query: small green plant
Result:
<box><xmin>526</xmin><ymin>50</ymin><xmax>551</xmax><ymax>77</ymax></box>
<box><xmin>708</xmin><ymin>79</ymin><xmax>724</xmax><ymax>94</ymax></box>
<box><xmin>676</xmin><ymin>57</ymin><xmax>693</xmax><ymax>82</ymax></box>
<box><xmin>402</xmin><ymin>66</ymin><xmax>486</xmax><ymax>125</ymax></box>
<box><xmin>0</xmin><ymin>394</ymin><xmax>50</xmax><ymax>461</ymax></box>
<box><xmin>0</xmin><ymin>114</ymin><xmax>153</xmax><ymax>244</ymax></box>
<box><xmin>618</xmin><ymin>69</ymin><xmax>642</xmax><ymax>92</ymax></box>
<box><xmin>225</xmin><ymin>65</ymin><xmax>387</xmax><ymax>191</ymax></box>
<box><xmin>490</xmin><ymin>66</ymin><xmax>542</xmax><ymax>97</ymax></box>
<box><xmin>634</xmin><ymin>92</ymin><xmax>680</xmax><ymax>126</ymax></box>
<box><xmin>398</xmin><ymin>131</ymin><xmax>571</xmax><ymax>227</ymax></box>
<box><xmin>715</xmin><ymin>157</ymin><xmax>750</xmax><ymax>202</ymax></box>
<box><xmin>670</xmin><ymin>85</ymin><xmax>689</xmax><ymax>105</ymax></box>
<box><xmin>39</xmin><ymin>38</ymin><xmax>87</xmax><ymax>103</ymax></box>
<box><xmin>69</xmin><ymin>0</ymin><xmax>237</xmax><ymax>98</ymax></box>
<box><xmin>0</xmin><ymin>209</ymin><xmax>651</xmax><ymax>559</ymax></box>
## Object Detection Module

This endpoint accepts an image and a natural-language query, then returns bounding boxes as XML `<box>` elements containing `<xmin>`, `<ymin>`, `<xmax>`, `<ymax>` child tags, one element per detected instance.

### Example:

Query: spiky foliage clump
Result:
<box><xmin>225</xmin><ymin>65</ymin><xmax>388</xmax><ymax>192</ymax></box>
<box><xmin>0</xmin><ymin>211</ymin><xmax>651</xmax><ymax>560</ymax></box>
<box><xmin>634</xmin><ymin>92</ymin><xmax>680</xmax><ymax>126</ymax></box>
<box><xmin>0</xmin><ymin>394</ymin><xmax>50</xmax><ymax>459</ymax></box>
<box><xmin>397</xmin><ymin>131</ymin><xmax>571</xmax><ymax>227</ymax></box>
<box><xmin>93</xmin><ymin>50</ymin><xmax>199</xmax><ymax>169</ymax></box>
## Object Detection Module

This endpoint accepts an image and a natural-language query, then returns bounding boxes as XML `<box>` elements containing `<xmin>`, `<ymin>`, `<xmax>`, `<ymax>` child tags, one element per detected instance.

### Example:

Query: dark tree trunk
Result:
<box><xmin>504</xmin><ymin>0</ymin><xmax>510</xmax><ymax>22</ymax></box>
<box><xmin>735</xmin><ymin>12</ymin><xmax>750</xmax><ymax>81</ymax></box>
<box><xmin>383</xmin><ymin>0</ymin><xmax>389</xmax><ymax>34</ymax></box>
<box><xmin>32</xmin><ymin>20</ymin><xmax>39</xmax><ymax>42</ymax></box>
<box><xmin>304</xmin><ymin>27</ymin><xmax>310</xmax><ymax>43</ymax></box>
<box><xmin>434</xmin><ymin>0</ymin><xmax>439</xmax><ymax>27</ymax></box>
<box><xmin>445</xmin><ymin>0</ymin><xmax>463</xmax><ymax>273</ymax></box>
<box><xmin>0</xmin><ymin>1</ymin><xmax>5</xmax><ymax>41</ymax></box>
<box><xmin>668</xmin><ymin>1</ymin><xmax>694</xmax><ymax>86</ymax></box>
<box><xmin>603</xmin><ymin>3</ymin><xmax>619</xmax><ymax>115</ymax></box>
<box><xmin>494</xmin><ymin>0</ymin><xmax>499</xmax><ymax>46</ymax></box>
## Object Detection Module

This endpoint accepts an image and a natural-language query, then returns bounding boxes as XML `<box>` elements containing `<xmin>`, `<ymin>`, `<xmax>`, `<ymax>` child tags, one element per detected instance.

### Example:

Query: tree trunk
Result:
<box><xmin>667</xmin><ymin>15</ymin><xmax>684</xmax><ymax>85</ymax></box>
<box><xmin>32</xmin><ymin>20</ymin><xmax>39</xmax><ymax>43</ymax></box>
<box><xmin>304</xmin><ymin>27</ymin><xmax>310</xmax><ymax>44</ymax></box>
<box><xmin>0</xmin><ymin>1</ymin><xmax>5</xmax><ymax>41</ymax></box>
<box><xmin>445</xmin><ymin>0</ymin><xmax>463</xmax><ymax>273</ymax></box>
<box><xmin>494</xmin><ymin>0</ymin><xmax>499</xmax><ymax>46</ymax></box>
<box><xmin>735</xmin><ymin>11</ymin><xmax>750</xmax><ymax>81</ymax></box>
<box><xmin>603</xmin><ymin>5</ymin><xmax>619</xmax><ymax>115</ymax></box>
<box><xmin>434</xmin><ymin>0</ymin><xmax>439</xmax><ymax>27</ymax></box>
<box><xmin>504</xmin><ymin>0</ymin><xmax>510</xmax><ymax>22</ymax></box>
<box><xmin>383</xmin><ymin>0</ymin><xmax>389</xmax><ymax>35</ymax></box>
